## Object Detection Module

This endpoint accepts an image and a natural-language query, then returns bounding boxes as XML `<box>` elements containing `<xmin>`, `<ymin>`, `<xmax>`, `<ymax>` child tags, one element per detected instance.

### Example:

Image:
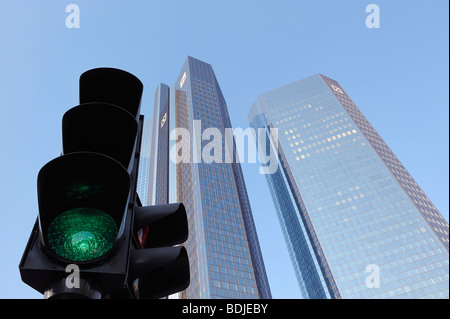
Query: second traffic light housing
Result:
<box><xmin>130</xmin><ymin>203</ymin><xmax>190</xmax><ymax>299</ymax></box>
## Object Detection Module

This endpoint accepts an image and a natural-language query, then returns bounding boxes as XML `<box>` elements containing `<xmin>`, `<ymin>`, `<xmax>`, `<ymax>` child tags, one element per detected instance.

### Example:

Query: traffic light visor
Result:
<box><xmin>79</xmin><ymin>68</ymin><xmax>143</xmax><ymax>119</ymax></box>
<box><xmin>62</xmin><ymin>102</ymin><xmax>138</xmax><ymax>172</ymax></box>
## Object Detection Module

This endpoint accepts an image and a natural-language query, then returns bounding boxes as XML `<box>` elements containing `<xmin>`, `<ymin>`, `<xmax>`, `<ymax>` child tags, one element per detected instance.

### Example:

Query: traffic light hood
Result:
<box><xmin>80</xmin><ymin>68</ymin><xmax>143</xmax><ymax>120</ymax></box>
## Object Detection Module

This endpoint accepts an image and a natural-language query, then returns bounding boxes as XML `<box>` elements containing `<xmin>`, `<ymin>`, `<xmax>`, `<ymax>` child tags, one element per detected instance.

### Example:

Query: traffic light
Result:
<box><xmin>37</xmin><ymin>152</ymin><xmax>130</xmax><ymax>264</ymax></box>
<box><xmin>130</xmin><ymin>203</ymin><xmax>190</xmax><ymax>299</ymax></box>
<box><xmin>19</xmin><ymin>68</ymin><xmax>190</xmax><ymax>299</ymax></box>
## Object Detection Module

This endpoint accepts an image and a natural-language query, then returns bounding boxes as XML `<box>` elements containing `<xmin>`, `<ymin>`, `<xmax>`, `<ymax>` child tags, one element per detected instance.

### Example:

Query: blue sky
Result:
<box><xmin>0</xmin><ymin>1</ymin><xmax>448</xmax><ymax>299</ymax></box>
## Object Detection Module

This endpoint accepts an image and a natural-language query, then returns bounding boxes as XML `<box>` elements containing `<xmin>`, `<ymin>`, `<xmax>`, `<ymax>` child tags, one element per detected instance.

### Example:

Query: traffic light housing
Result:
<box><xmin>79</xmin><ymin>67</ymin><xmax>142</xmax><ymax>120</ymax></box>
<box><xmin>130</xmin><ymin>203</ymin><xmax>190</xmax><ymax>299</ymax></box>
<box><xmin>19</xmin><ymin>68</ymin><xmax>190</xmax><ymax>298</ymax></box>
<box><xmin>62</xmin><ymin>103</ymin><xmax>138</xmax><ymax>172</ymax></box>
<box><xmin>37</xmin><ymin>152</ymin><xmax>130</xmax><ymax>263</ymax></box>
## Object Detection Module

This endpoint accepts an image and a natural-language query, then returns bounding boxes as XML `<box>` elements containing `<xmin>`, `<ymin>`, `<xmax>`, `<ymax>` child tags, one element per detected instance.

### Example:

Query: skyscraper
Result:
<box><xmin>248</xmin><ymin>74</ymin><xmax>449</xmax><ymax>299</ymax></box>
<box><xmin>136</xmin><ymin>119</ymin><xmax>152</xmax><ymax>206</ymax></box>
<box><xmin>145</xmin><ymin>56</ymin><xmax>271</xmax><ymax>299</ymax></box>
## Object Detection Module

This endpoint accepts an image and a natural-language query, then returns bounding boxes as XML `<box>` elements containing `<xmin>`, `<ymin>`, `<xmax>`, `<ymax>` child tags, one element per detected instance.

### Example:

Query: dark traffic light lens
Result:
<box><xmin>47</xmin><ymin>208</ymin><xmax>118</xmax><ymax>262</ymax></box>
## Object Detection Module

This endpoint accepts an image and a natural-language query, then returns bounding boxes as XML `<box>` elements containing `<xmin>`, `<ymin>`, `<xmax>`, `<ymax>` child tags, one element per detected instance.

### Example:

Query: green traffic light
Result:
<box><xmin>47</xmin><ymin>208</ymin><xmax>118</xmax><ymax>262</ymax></box>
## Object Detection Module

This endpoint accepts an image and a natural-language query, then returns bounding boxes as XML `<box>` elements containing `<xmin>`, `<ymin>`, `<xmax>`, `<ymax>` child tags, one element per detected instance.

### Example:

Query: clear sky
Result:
<box><xmin>0</xmin><ymin>1</ymin><xmax>448</xmax><ymax>299</ymax></box>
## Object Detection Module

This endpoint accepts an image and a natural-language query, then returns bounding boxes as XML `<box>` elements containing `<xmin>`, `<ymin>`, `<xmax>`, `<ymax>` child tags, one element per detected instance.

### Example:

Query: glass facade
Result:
<box><xmin>249</xmin><ymin>74</ymin><xmax>449</xmax><ymax>299</ymax></box>
<box><xmin>145</xmin><ymin>56</ymin><xmax>271</xmax><ymax>299</ymax></box>
<box><xmin>136</xmin><ymin>119</ymin><xmax>152</xmax><ymax>206</ymax></box>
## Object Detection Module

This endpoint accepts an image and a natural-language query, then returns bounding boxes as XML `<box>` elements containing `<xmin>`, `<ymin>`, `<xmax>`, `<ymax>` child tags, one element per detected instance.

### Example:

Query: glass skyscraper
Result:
<box><xmin>248</xmin><ymin>74</ymin><xmax>449</xmax><ymax>299</ymax></box>
<box><xmin>144</xmin><ymin>56</ymin><xmax>271</xmax><ymax>299</ymax></box>
<box><xmin>136</xmin><ymin>119</ymin><xmax>152</xmax><ymax>206</ymax></box>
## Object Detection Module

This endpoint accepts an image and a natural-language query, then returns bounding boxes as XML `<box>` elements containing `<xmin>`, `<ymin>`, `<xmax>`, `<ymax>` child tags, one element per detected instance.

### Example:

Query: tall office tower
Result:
<box><xmin>147</xmin><ymin>56</ymin><xmax>271</xmax><ymax>299</ymax></box>
<box><xmin>248</xmin><ymin>74</ymin><xmax>449</xmax><ymax>299</ymax></box>
<box><xmin>136</xmin><ymin>119</ymin><xmax>152</xmax><ymax>206</ymax></box>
